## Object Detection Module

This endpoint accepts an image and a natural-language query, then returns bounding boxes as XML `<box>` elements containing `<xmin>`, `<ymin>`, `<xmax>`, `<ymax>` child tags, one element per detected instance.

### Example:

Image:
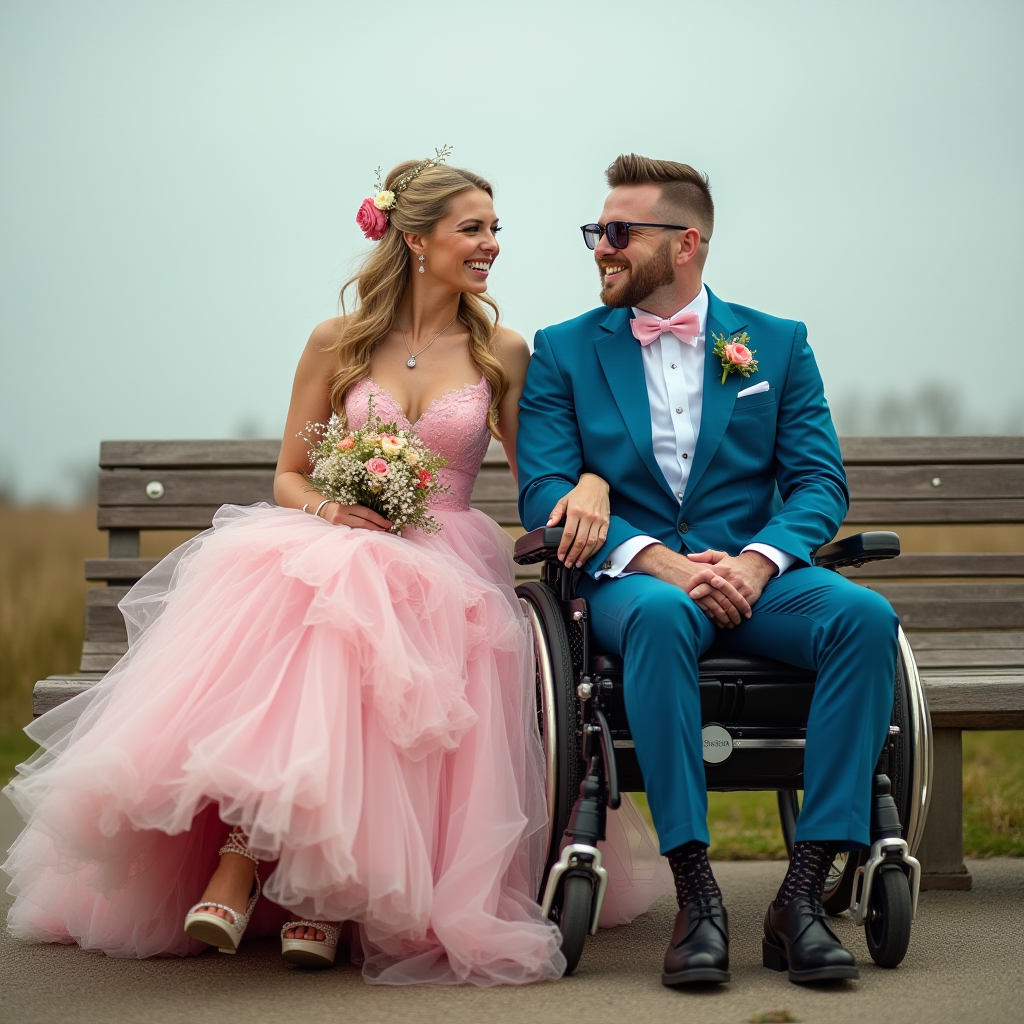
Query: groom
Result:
<box><xmin>517</xmin><ymin>154</ymin><xmax>898</xmax><ymax>987</ymax></box>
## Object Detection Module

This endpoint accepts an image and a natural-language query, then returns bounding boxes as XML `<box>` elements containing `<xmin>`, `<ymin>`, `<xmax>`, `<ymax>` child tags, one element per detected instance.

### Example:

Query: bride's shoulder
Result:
<box><xmin>292</xmin><ymin>317</ymin><xmax>346</xmax><ymax>384</ymax></box>
<box><xmin>492</xmin><ymin>326</ymin><xmax>530</xmax><ymax>379</ymax></box>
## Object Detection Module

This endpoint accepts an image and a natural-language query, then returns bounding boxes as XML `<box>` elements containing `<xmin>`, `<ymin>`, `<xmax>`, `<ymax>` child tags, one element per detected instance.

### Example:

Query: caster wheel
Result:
<box><xmin>865</xmin><ymin>864</ymin><xmax>913</xmax><ymax>968</ymax></box>
<box><xmin>558</xmin><ymin>873</ymin><xmax>594</xmax><ymax>976</ymax></box>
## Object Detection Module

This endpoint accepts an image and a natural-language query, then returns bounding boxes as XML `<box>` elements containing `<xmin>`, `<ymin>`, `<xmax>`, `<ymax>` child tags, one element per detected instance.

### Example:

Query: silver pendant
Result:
<box><xmin>407</xmin><ymin>357</ymin><xmax>416</xmax><ymax>368</ymax></box>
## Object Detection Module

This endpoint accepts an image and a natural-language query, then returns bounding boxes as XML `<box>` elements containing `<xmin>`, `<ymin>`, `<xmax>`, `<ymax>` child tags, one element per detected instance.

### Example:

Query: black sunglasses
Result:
<box><xmin>580</xmin><ymin>221</ymin><xmax>692</xmax><ymax>250</ymax></box>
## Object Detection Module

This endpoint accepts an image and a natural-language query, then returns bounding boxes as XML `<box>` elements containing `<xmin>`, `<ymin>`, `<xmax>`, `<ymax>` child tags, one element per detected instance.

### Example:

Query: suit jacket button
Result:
<box><xmin>678</xmin><ymin>522</ymin><xmax>689</xmax><ymax>534</ymax></box>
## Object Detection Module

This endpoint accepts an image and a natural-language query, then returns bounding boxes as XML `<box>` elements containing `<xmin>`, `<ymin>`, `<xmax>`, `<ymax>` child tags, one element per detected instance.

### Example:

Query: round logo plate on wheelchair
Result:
<box><xmin>702</xmin><ymin>724</ymin><xmax>733</xmax><ymax>764</ymax></box>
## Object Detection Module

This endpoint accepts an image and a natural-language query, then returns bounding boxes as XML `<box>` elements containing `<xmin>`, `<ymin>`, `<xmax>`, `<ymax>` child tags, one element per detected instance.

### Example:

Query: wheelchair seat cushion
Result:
<box><xmin>592</xmin><ymin>650</ymin><xmax>816</xmax><ymax>682</ymax></box>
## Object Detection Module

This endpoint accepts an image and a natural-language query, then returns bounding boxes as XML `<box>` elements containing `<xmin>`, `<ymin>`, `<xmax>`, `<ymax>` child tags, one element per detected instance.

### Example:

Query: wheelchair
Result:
<box><xmin>514</xmin><ymin>528</ymin><xmax>933</xmax><ymax>976</ymax></box>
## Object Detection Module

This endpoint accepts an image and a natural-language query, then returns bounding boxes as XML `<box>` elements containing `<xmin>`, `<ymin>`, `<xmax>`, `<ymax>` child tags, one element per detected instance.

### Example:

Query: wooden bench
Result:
<box><xmin>36</xmin><ymin>436</ymin><xmax>1024</xmax><ymax>889</ymax></box>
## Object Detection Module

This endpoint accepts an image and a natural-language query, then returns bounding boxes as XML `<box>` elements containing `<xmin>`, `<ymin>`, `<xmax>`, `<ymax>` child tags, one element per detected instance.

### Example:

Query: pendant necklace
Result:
<box><xmin>400</xmin><ymin>312</ymin><xmax>459</xmax><ymax>368</ymax></box>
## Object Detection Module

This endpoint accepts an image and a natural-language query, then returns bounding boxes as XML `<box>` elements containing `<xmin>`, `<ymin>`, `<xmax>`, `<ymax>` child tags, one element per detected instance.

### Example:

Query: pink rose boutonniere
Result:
<box><xmin>711</xmin><ymin>331</ymin><xmax>759</xmax><ymax>385</ymax></box>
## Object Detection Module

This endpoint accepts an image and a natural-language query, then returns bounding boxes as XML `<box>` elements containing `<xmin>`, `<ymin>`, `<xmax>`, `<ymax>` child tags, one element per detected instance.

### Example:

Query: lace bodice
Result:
<box><xmin>345</xmin><ymin>376</ymin><xmax>493</xmax><ymax>510</ymax></box>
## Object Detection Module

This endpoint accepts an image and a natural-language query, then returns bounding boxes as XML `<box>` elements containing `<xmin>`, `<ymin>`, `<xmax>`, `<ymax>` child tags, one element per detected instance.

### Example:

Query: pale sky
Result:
<box><xmin>2</xmin><ymin>0</ymin><xmax>1022</xmax><ymax>502</ymax></box>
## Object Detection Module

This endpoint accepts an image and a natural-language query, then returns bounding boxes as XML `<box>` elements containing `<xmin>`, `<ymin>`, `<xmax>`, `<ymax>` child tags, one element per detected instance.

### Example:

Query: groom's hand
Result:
<box><xmin>627</xmin><ymin>544</ymin><xmax>752</xmax><ymax>628</ymax></box>
<box><xmin>686</xmin><ymin>549</ymin><xmax>776</xmax><ymax>610</ymax></box>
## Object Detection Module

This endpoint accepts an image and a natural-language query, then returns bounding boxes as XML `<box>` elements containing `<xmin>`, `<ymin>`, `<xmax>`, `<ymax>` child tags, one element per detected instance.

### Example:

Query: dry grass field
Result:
<box><xmin>0</xmin><ymin>504</ymin><xmax>1020</xmax><ymax>858</ymax></box>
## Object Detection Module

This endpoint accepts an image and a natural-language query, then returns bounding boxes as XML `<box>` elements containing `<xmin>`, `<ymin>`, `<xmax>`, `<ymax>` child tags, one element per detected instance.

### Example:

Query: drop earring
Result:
<box><xmin>418</xmin><ymin>254</ymin><xmax>425</xmax><ymax>274</ymax></box>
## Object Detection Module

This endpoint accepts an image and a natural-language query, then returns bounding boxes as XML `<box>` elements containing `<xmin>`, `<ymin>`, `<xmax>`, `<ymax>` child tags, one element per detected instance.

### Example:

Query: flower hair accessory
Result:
<box><xmin>711</xmin><ymin>331</ymin><xmax>758</xmax><ymax>385</ymax></box>
<box><xmin>356</xmin><ymin>145</ymin><xmax>453</xmax><ymax>241</ymax></box>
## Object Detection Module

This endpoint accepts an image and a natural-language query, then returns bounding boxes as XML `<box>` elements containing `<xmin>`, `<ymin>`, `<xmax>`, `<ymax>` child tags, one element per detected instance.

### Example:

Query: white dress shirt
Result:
<box><xmin>596</xmin><ymin>285</ymin><xmax>794</xmax><ymax>578</ymax></box>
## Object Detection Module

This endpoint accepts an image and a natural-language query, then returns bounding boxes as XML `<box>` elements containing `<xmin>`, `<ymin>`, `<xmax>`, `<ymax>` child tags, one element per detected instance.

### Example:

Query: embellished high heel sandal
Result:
<box><xmin>280</xmin><ymin>919</ymin><xmax>341</xmax><ymax>968</ymax></box>
<box><xmin>183</xmin><ymin>827</ymin><xmax>261</xmax><ymax>954</ymax></box>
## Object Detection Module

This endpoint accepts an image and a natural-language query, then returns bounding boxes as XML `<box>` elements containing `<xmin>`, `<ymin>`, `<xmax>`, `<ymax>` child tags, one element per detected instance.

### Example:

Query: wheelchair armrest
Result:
<box><xmin>513</xmin><ymin>526</ymin><xmax>565</xmax><ymax>565</ymax></box>
<box><xmin>812</xmin><ymin>531</ymin><xmax>901</xmax><ymax>570</ymax></box>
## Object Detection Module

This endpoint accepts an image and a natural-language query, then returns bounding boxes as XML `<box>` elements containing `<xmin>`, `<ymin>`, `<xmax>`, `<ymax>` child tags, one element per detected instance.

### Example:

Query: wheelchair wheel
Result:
<box><xmin>864</xmin><ymin>865</ymin><xmax>913</xmax><ymax>968</ymax></box>
<box><xmin>516</xmin><ymin>581</ymin><xmax>583</xmax><ymax>878</ymax></box>
<box><xmin>557</xmin><ymin>872</ymin><xmax>594</xmax><ymax>976</ymax></box>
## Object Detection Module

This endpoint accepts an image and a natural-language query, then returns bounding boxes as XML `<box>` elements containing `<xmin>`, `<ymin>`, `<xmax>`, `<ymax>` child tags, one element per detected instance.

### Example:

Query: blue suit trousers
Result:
<box><xmin>577</xmin><ymin>566</ymin><xmax>898</xmax><ymax>854</ymax></box>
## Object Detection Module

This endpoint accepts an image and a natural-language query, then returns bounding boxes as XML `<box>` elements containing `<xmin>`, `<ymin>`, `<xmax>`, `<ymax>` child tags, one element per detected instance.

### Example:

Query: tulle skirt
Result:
<box><xmin>4</xmin><ymin>503</ymin><xmax>671</xmax><ymax>984</ymax></box>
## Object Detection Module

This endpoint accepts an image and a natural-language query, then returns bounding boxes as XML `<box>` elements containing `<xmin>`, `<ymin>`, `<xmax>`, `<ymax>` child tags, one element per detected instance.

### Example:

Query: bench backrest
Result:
<box><xmin>82</xmin><ymin>436</ymin><xmax>1023</xmax><ymax>674</ymax></box>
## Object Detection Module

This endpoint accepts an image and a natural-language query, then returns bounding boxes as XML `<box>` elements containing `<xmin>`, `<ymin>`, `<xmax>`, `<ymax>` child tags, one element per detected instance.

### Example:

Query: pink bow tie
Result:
<box><xmin>630</xmin><ymin>310</ymin><xmax>700</xmax><ymax>347</ymax></box>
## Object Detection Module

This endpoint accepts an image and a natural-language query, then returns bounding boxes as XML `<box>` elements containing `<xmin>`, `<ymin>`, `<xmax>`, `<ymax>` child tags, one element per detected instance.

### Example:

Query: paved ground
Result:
<box><xmin>2</xmin><ymin>797</ymin><xmax>1022</xmax><ymax>1024</ymax></box>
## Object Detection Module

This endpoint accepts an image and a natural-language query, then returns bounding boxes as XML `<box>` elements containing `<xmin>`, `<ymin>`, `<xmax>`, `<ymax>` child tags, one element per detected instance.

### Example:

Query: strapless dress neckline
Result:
<box><xmin>363</xmin><ymin>375</ymin><xmax>487</xmax><ymax>430</ymax></box>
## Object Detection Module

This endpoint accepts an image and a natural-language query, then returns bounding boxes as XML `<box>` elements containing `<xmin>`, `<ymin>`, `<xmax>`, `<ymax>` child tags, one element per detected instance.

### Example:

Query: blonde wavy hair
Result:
<box><xmin>329</xmin><ymin>162</ymin><xmax>507</xmax><ymax>436</ymax></box>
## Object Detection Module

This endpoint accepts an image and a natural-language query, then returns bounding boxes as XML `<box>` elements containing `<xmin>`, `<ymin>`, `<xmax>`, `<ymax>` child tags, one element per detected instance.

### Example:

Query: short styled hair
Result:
<box><xmin>605</xmin><ymin>154</ymin><xmax>714</xmax><ymax>243</ymax></box>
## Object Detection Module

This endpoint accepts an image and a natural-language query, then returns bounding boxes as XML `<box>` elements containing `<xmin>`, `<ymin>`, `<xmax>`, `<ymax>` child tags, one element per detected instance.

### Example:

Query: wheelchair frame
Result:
<box><xmin>514</xmin><ymin>528</ymin><xmax>933</xmax><ymax>975</ymax></box>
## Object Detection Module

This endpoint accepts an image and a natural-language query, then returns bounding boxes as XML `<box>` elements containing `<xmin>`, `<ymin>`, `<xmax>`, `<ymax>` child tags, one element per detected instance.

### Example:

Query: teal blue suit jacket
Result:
<box><xmin>516</xmin><ymin>288</ymin><xmax>850</xmax><ymax>577</ymax></box>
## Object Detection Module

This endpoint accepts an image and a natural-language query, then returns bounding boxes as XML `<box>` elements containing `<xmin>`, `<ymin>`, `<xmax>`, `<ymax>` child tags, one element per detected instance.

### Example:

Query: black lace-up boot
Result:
<box><xmin>763</xmin><ymin>841</ymin><xmax>859</xmax><ymax>983</ymax></box>
<box><xmin>661</xmin><ymin>841</ymin><xmax>729</xmax><ymax>987</ymax></box>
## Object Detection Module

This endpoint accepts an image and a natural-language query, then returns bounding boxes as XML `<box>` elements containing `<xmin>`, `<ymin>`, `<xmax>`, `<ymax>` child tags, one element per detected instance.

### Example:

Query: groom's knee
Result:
<box><xmin>622</xmin><ymin>585</ymin><xmax>705</xmax><ymax>653</ymax></box>
<box><xmin>842</xmin><ymin>584</ymin><xmax>898</xmax><ymax>635</ymax></box>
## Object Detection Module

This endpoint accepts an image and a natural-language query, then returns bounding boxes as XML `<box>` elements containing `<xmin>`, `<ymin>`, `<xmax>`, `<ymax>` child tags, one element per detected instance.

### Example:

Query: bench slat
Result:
<box><xmin>100</xmin><ymin>440</ymin><xmax>280</xmax><ymax>468</ymax></box>
<box><xmin>839</xmin><ymin>436</ymin><xmax>1024</xmax><ymax>464</ymax></box>
<box><xmin>85</xmin><ymin>558</ymin><xmax>161</xmax><ymax>581</ymax></box>
<box><xmin>845</xmin><ymin>498</ymin><xmax>1024</xmax><ymax>523</ymax></box>
<box><xmin>98</xmin><ymin>437</ymin><xmax>1024</xmax><ymax>471</ymax></box>
<box><xmin>907</xmin><ymin>632</ymin><xmax>1024</xmax><ymax>650</ymax></box>
<box><xmin>98</xmin><ymin>469</ymin><xmax>276</xmax><ymax>507</ymax></box>
<box><xmin>866</xmin><ymin>582</ymin><xmax>1024</xmax><ymax>630</ymax></box>
<box><xmin>98</xmin><ymin>506</ymin><xmax>222</xmax><ymax>529</ymax></box>
<box><xmin>845</xmin><ymin>464</ymin><xmax>1024</xmax><ymax>500</ymax></box>
<box><xmin>922</xmin><ymin>671</ymin><xmax>1024</xmax><ymax>728</ymax></box>
<box><xmin>844</xmin><ymin>553</ymin><xmax>1024</xmax><ymax>578</ymax></box>
<box><xmin>85</xmin><ymin>587</ymin><xmax>132</xmax><ymax>642</ymax></box>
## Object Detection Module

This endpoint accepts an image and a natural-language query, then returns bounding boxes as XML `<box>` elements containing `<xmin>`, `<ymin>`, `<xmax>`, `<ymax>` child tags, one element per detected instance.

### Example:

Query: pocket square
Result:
<box><xmin>737</xmin><ymin>381</ymin><xmax>770</xmax><ymax>397</ymax></box>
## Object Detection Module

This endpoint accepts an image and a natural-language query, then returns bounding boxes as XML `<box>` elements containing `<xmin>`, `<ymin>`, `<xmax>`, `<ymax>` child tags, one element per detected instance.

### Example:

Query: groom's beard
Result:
<box><xmin>599</xmin><ymin>238</ymin><xmax>676</xmax><ymax>308</ymax></box>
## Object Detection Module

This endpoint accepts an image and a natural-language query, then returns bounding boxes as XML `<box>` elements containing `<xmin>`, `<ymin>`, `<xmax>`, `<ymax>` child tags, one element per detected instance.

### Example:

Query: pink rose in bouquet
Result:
<box><xmin>302</xmin><ymin>394</ymin><xmax>449</xmax><ymax>535</ymax></box>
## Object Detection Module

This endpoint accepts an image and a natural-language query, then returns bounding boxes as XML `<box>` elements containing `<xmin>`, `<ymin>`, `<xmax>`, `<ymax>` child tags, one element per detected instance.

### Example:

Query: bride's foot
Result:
<box><xmin>284</xmin><ymin>922</ymin><xmax>329</xmax><ymax>941</ymax></box>
<box><xmin>184</xmin><ymin>827</ymin><xmax>261</xmax><ymax>953</ymax></box>
<box><xmin>281</xmin><ymin>919</ymin><xmax>341</xmax><ymax>968</ymax></box>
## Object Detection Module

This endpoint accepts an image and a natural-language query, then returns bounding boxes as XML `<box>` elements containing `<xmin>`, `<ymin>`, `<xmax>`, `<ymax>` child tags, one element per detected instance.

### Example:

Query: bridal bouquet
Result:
<box><xmin>303</xmin><ymin>396</ymin><xmax>448</xmax><ymax>535</ymax></box>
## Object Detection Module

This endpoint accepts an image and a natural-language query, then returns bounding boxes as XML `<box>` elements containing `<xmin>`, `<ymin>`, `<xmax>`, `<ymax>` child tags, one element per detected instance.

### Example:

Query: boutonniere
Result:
<box><xmin>711</xmin><ymin>332</ymin><xmax>758</xmax><ymax>385</ymax></box>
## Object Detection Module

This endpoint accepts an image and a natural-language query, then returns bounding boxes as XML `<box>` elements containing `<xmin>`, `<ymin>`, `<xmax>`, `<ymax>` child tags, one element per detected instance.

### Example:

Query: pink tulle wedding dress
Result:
<box><xmin>4</xmin><ymin>377</ymin><xmax>671</xmax><ymax>985</ymax></box>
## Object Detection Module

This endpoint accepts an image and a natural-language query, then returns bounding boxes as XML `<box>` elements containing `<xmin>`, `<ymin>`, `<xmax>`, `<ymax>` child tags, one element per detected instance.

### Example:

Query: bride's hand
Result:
<box><xmin>546</xmin><ymin>473</ymin><xmax>610</xmax><ymax>568</ymax></box>
<box><xmin>320</xmin><ymin>503</ymin><xmax>393</xmax><ymax>532</ymax></box>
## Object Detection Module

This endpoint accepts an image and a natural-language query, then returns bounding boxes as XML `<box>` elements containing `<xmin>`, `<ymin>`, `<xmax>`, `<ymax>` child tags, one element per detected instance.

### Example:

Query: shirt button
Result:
<box><xmin>675</xmin><ymin>407</ymin><xmax>683</xmax><ymax>414</ymax></box>
<box><xmin>682</xmin><ymin>453</ymin><xmax>688</xmax><ymax>459</ymax></box>
<box><xmin>679</xmin><ymin>522</ymin><xmax>689</xmax><ymax>534</ymax></box>
<box><xmin>677</xmin><ymin>492</ymin><xmax>684</xmax><ymax>499</ymax></box>
<box><xmin>671</xmin><ymin>363</ymin><xmax>677</xmax><ymax>369</ymax></box>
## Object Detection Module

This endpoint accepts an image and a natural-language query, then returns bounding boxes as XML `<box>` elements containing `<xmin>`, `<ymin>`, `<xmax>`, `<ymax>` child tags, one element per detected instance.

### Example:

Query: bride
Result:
<box><xmin>4</xmin><ymin>151</ymin><xmax>669</xmax><ymax>985</ymax></box>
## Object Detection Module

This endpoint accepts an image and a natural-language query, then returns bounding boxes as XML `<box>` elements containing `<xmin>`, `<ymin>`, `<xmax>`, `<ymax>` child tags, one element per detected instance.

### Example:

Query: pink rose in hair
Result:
<box><xmin>723</xmin><ymin>342</ymin><xmax>753</xmax><ymax>367</ymax></box>
<box><xmin>356</xmin><ymin>198</ymin><xmax>388</xmax><ymax>241</ymax></box>
<box><xmin>365</xmin><ymin>457</ymin><xmax>390</xmax><ymax>478</ymax></box>
<box><xmin>337</xmin><ymin>435</ymin><xmax>355</xmax><ymax>450</ymax></box>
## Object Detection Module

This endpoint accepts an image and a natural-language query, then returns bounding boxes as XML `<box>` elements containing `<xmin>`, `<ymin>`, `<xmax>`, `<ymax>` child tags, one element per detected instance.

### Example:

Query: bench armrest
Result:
<box><xmin>513</xmin><ymin>527</ymin><xmax>565</xmax><ymax>565</ymax></box>
<box><xmin>812</xmin><ymin>531</ymin><xmax>901</xmax><ymax>570</ymax></box>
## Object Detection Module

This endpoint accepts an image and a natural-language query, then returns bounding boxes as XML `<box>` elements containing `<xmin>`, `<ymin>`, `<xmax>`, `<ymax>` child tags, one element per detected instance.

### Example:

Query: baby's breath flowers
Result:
<box><xmin>302</xmin><ymin>395</ymin><xmax>449</xmax><ymax>535</ymax></box>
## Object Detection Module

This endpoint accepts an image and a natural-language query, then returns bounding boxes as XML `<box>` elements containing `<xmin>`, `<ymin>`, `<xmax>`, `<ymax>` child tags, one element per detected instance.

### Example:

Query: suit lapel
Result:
<box><xmin>682</xmin><ymin>289</ymin><xmax>749</xmax><ymax>503</ymax></box>
<box><xmin>594</xmin><ymin>308</ymin><xmax>677</xmax><ymax>503</ymax></box>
